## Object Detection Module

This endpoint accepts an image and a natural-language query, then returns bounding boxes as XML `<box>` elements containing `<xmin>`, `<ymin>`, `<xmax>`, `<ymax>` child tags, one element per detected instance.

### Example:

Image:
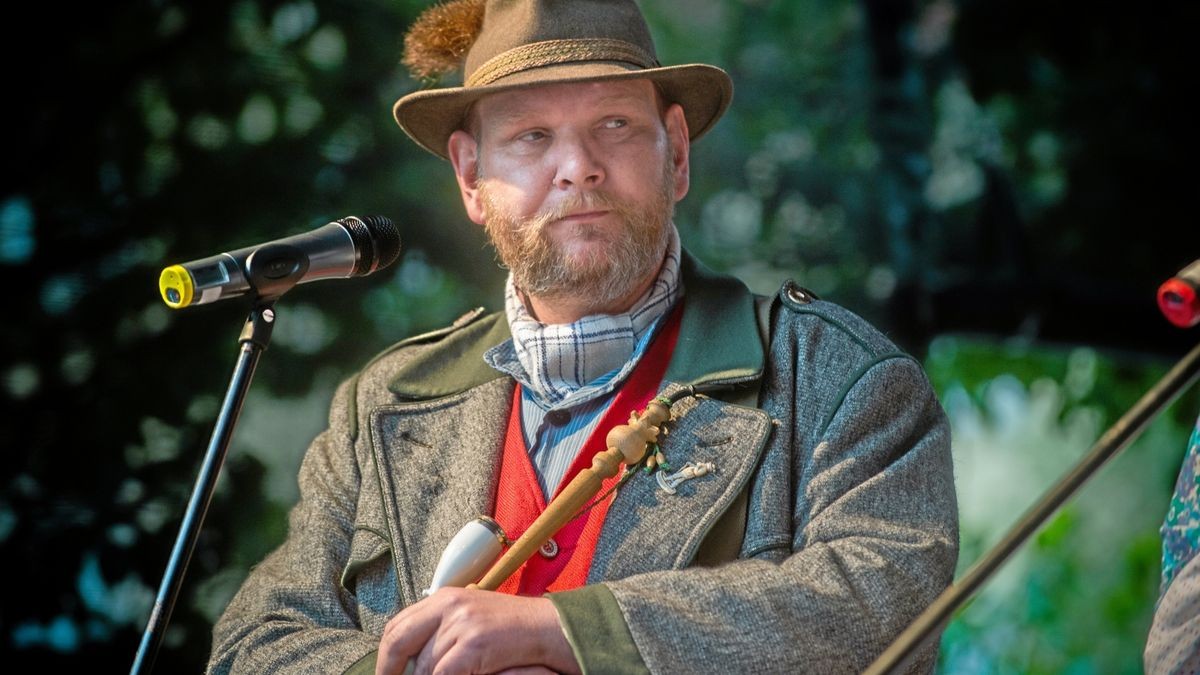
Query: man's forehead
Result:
<box><xmin>473</xmin><ymin>79</ymin><xmax>661</xmax><ymax>124</ymax></box>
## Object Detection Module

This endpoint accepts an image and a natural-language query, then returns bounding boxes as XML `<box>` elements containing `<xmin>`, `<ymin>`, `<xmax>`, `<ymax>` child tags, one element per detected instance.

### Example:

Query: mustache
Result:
<box><xmin>520</xmin><ymin>191</ymin><xmax>632</xmax><ymax>233</ymax></box>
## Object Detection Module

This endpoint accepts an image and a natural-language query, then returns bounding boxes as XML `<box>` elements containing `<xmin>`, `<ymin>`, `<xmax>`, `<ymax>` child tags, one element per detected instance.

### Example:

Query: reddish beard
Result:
<box><xmin>478</xmin><ymin>161</ymin><xmax>675</xmax><ymax>312</ymax></box>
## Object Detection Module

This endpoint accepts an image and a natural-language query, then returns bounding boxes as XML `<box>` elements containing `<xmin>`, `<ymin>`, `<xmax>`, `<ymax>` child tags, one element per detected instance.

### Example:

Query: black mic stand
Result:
<box><xmin>866</xmin><ymin>339</ymin><xmax>1200</xmax><ymax>675</ymax></box>
<box><xmin>132</xmin><ymin>247</ymin><xmax>305</xmax><ymax>674</ymax></box>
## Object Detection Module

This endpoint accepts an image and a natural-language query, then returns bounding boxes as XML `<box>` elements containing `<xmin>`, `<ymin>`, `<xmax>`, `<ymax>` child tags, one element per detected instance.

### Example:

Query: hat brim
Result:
<box><xmin>393</xmin><ymin>62</ymin><xmax>733</xmax><ymax>159</ymax></box>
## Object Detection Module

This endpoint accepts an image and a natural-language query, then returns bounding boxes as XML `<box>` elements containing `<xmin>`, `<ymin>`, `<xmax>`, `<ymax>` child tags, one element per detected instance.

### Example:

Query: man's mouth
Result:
<box><xmin>554</xmin><ymin>209</ymin><xmax>611</xmax><ymax>224</ymax></box>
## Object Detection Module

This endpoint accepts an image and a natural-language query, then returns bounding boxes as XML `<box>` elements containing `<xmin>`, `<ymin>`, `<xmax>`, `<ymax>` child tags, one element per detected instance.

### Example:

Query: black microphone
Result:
<box><xmin>158</xmin><ymin>216</ymin><xmax>401</xmax><ymax>308</ymax></box>
<box><xmin>1158</xmin><ymin>259</ymin><xmax>1200</xmax><ymax>328</ymax></box>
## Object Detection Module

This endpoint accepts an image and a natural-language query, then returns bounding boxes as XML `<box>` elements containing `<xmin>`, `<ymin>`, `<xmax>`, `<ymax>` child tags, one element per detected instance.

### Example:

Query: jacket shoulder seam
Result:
<box><xmin>818</xmin><ymin>352</ymin><xmax>919</xmax><ymax>437</ymax></box>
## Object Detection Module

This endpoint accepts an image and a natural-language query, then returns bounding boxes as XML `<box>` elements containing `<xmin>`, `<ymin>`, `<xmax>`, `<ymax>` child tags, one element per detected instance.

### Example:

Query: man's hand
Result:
<box><xmin>376</xmin><ymin>587</ymin><xmax>581</xmax><ymax>675</ymax></box>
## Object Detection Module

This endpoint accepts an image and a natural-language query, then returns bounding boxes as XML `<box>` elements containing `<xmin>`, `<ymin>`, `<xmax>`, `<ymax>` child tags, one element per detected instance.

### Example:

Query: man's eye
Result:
<box><xmin>603</xmin><ymin>119</ymin><xmax>628</xmax><ymax>130</ymax></box>
<box><xmin>518</xmin><ymin>130</ymin><xmax>547</xmax><ymax>142</ymax></box>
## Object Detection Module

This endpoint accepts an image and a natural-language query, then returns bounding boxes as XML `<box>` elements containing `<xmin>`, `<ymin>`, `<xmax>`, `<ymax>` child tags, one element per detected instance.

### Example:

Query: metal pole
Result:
<box><xmin>866</xmin><ymin>340</ymin><xmax>1200</xmax><ymax>674</ymax></box>
<box><xmin>131</xmin><ymin>304</ymin><xmax>276</xmax><ymax>674</ymax></box>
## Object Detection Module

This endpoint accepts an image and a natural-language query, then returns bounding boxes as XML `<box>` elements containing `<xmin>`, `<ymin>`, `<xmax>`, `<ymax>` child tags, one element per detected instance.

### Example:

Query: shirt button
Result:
<box><xmin>546</xmin><ymin>409</ymin><xmax>571</xmax><ymax>426</ymax></box>
<box><xmin>539</xmin><ymin>538</ymin><xmax>559</xmax><ymax>559</ymax></box>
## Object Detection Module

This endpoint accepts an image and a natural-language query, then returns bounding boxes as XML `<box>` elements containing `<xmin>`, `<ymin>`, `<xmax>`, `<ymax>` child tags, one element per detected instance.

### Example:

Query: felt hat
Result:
<box><xmin>393</xmin><ymin>0</ymin><xmax>733</xmax><ymax>158</ymax></box>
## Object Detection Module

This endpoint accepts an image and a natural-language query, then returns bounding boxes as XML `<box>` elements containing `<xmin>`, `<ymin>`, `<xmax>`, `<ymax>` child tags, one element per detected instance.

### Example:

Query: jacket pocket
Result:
<box><xmin>340</xmin><ymin>526</ymin><xmax>398</xmax><ymax>634</ymax></box>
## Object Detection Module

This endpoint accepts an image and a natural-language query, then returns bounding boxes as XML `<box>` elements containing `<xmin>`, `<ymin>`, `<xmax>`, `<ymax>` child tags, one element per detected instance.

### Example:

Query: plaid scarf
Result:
<box><xmin>485</xmin><ymin>226</ymin><xmax>682</xmax><ymax>409</ymax></box>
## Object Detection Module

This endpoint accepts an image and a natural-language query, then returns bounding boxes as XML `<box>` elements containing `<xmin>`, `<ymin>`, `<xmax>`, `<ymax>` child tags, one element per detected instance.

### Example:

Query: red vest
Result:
<box><xmin>490</xmin><ymin>304</ymin><xmax>683</xmax><ymax>596</ymax></box>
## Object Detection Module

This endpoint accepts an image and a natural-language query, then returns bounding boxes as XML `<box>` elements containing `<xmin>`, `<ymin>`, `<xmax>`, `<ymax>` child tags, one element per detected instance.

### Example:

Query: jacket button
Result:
<box><xmin>784</xmin><ymin>280</ymin><xmax>818</xmax><ymax>305</ymax></box>
<box><xmin>539</xmin><ymin>538</ymin><xmax>559</xmax><ymax>559</ymax></box>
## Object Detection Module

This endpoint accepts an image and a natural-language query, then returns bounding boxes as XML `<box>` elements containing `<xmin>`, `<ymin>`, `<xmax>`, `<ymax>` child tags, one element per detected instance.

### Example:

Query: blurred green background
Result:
<box><xmin>2</xmin><ymin>1</ymin><xmax>1197</xmax><ymax>672</ymax></box>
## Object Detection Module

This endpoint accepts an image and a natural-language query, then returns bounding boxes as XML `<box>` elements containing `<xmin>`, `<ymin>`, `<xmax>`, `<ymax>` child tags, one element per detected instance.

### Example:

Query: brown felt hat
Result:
<box><xmin>393</xmin><ymin>0</ymin><xmax>733</xmax><ymax>159</ymax></box>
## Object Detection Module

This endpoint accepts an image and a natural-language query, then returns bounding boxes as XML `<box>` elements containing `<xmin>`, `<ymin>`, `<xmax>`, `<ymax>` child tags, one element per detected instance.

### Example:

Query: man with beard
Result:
<box><xmin>209</xmin><ymin>1</ymin><xmax>959</xmax><ymax>674</ymax></box>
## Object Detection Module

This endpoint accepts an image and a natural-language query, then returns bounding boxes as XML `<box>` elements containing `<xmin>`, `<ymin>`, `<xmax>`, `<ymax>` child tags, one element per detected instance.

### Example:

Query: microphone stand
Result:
<box><xmin>865</xmin><ymin>339</ymin><xmax>1200</xmax><ymax>675</ymax></box>
<box><xmin>133</xmin><ymin>248</ymin><xmax>304</xmax><ymax>674</ymax></box>
<box><xmin>131</xmin><ymin>303</ymin><xmax>276</xmax><ymax>674</ymax></box>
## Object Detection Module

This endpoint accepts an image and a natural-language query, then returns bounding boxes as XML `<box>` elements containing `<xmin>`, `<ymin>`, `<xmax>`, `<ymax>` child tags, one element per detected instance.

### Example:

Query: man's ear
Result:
<box><xmin>664</xmin><ymin>103</ymin><xmax>690</xmax><ymax>202</ymax></box>
<box><xmin>448</xmin><ymin>130</ymin><xmax>486</xmax><ymax>225</ymax></box>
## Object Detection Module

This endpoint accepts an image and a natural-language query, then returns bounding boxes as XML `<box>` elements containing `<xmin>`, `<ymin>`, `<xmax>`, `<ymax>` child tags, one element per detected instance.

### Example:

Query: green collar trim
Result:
<box><xmin>386</xmin><ymin>311</ymin><xmax>510</xmax><ymax>398</ymax></box>
<box><xmin>386</xmin><ymin>250</ymin><xmax>763</xmax><ymax>398</ymax></box>
<box><xmin>664</xmin><ymin>251</ymin><xmax>763</xmax><ymax>387</ymax></box>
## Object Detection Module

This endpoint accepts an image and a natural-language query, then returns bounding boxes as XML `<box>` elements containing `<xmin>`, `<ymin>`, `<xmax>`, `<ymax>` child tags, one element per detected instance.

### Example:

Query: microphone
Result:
<box><xmin>158</xmin><ymin>216</ymin><xmax>401</xmax><ymax>308</ymax></box>
<box><xmin>1158</xmin><ymin>259</ymin><xmax>1200</xmax><ymax>328</ymax></box>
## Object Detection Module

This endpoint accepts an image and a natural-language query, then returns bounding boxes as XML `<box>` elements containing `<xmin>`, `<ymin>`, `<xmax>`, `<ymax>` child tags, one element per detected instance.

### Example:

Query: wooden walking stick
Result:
<box><xmin>468</xmin><ymin>398</ymin><xmax>673</xmax><ymax>590</ymax></box>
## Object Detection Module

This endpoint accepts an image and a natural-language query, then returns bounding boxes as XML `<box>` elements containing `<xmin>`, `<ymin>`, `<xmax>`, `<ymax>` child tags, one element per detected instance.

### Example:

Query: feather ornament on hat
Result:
<box><xmin>403</xmin><ymin>0</ymin><xmax>486</xmax><ymax>80</ymax></box>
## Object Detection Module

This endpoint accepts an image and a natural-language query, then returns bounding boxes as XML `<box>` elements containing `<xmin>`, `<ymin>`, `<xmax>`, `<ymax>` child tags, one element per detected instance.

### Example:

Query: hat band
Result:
<box><xmin>465</xmin><ymin>38</ymin><xmax>659</xmax><ymax>88</ymax></box>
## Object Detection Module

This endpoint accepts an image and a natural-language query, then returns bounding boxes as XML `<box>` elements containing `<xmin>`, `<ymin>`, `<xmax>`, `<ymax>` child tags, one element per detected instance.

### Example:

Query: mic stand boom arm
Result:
<box><xmin>866</xmin><ymin>339</ymin><xmax>1200</xmax><ymax>675</ymax></box>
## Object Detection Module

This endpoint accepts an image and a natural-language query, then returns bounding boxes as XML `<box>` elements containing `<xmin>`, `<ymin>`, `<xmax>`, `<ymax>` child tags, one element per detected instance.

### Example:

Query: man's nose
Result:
<box><xmin>552</xmin><ymin>134</ymin><xmax>605</xmax><ymax>190</ymax></box>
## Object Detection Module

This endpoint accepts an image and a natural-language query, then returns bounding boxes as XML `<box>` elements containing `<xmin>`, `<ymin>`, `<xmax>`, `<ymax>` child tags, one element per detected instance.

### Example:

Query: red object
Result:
<box><xmin>1158</xmin><ymin>277</ymin><xmax>1200</xmax><ymax>328</ymax></box>
<box><xmin>491</xmin><ymin>303</ymin><xmax>683</xmax><ymax>596</ymax></box>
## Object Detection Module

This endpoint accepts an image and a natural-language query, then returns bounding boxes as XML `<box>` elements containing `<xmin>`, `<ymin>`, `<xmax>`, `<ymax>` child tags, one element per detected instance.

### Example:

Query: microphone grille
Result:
<box><xmin>340</xmin><ymin>215</ymin><xmax>402</xmax><ymax>276</ymax></box>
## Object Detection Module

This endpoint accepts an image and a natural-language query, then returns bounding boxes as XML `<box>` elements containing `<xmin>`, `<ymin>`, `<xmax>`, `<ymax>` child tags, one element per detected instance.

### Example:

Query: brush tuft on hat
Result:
<box><xmin>403</xmin><ymin>0</ymin><xmax>486</xmax><ymax>80</ymax></box>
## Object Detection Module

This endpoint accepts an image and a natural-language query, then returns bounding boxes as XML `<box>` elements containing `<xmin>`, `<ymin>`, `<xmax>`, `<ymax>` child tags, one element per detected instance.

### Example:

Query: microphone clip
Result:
<box><xmin>244</xmin><ymin>243</ymin><xmax>310</xmax><ymax>303</ymax></box>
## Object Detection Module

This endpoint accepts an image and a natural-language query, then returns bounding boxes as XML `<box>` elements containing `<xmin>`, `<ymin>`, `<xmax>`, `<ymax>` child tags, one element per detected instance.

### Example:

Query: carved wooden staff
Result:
<box><xmin>467</xmin><ymin>399</ymin><xmax>672</xmax><ymax>591</ymax></box>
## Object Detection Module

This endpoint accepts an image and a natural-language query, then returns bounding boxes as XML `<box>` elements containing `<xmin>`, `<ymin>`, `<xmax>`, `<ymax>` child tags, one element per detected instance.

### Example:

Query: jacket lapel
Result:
<box><xmin>588</xmin><ymin>385</ymin><xmax>773</xmax><ymax>579</ymax></box>
<box><xmin>368</xmin><ymin>377</ymin><xmax>513</xmax><ymax>606</ymax></box>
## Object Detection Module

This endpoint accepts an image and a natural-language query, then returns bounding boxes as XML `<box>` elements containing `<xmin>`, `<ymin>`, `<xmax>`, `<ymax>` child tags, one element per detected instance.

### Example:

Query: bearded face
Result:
<box><xmin>477</xmin><ymin>148</ymin><xmax>676</xmax><ymax>312</ymax></box>
<box><xmin>447</xmin><ymin>79</ymin><xmax>690</xmax><ymax>317</ymax></box>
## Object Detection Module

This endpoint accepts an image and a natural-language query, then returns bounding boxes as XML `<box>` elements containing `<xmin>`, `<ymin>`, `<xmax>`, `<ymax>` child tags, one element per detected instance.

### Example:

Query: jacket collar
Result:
<box><xmin>386</xmin><ymin>249</ymin><xmax>764</xmax><ymax>397</ymax></box>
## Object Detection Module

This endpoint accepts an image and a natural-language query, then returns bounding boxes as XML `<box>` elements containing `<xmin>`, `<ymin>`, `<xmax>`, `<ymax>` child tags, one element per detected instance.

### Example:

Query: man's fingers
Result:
<box><xmin>429</xmin><ymin>639</ymin><xmax>489</xmax><ymax>675</ymax></box>
<box><xmin>378</xmin><ymin>599</ymin><xmax>444</xmax><ymax>675</ymax></box>
<box><xmin>378</xmin><ymin>590</ymin><xmax>574</xmax><ymax>674</ymax></box>
<box><xmin>411</xmin><ymin>624</ymin><xmax>454</xmax><ymax>675</ymax></box>
<box><xmin>414</xmin><ymin>591</ymin><xmax>482</xmax><ymax>675</ymax></box>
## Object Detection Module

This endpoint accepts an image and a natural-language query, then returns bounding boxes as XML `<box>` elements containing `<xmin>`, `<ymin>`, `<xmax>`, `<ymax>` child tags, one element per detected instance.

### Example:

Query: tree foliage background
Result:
<box><xmin>2</xmin><ymin>1</ymin><xmax>1197</xmax><ymax>672</ymax></box>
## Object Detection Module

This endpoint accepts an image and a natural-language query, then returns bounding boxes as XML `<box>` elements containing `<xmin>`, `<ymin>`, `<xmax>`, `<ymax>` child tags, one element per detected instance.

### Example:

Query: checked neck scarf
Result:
<box><xmin>484</xmin><ymin>225</ymin><xmax>682</xmax><ymax>410</ymax></box>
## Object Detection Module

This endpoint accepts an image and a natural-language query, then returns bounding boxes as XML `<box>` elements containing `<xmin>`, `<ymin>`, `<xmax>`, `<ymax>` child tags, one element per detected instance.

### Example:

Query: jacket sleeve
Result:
<box><xmin>1145</xmin><ymin>551</ymin><xmax>1200</xmax><ymax>675</ymax></box>
<box><xmin>208</xmin><ymin>378</ymin><xmax>379</xmax><ymax>674</ymax></box>
<box><xmin>550</xmin><ymin>353</ymin><xmax>958</xmax><ymax>674</ymax></box>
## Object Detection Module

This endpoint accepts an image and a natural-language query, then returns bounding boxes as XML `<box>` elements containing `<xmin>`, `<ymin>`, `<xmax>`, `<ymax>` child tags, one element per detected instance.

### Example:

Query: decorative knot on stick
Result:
<box><xmin>605</xmin><ymin>398</ymin><xmax>672</xmax><ymax>471</ymax></box>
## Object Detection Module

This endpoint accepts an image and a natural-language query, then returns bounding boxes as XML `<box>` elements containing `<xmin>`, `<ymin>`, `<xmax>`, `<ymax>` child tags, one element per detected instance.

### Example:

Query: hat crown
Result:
<box><xmin>464</xmin><ymin>0</ymin><xmax>659</xmax><ymax>82</ymax></box>
<box><xmin>394</xmin><ymin>0</ymin><xmax>733</xmax><ymax>158</ymax></box>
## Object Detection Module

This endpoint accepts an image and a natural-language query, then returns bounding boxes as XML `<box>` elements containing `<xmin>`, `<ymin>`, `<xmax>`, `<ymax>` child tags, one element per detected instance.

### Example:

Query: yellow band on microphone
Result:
<box><xmin>159</xmin><ymin>265</ymin><xmax>194</xmax><ymax>308</ymax></box>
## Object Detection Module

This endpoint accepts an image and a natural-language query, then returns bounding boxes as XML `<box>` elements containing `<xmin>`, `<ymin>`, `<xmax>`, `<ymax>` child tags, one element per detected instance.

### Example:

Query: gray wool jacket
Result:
<box><xmin>208</xmin><ymin>252</ymin><xmax>959</xmax><ymax>674</ymax></box>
